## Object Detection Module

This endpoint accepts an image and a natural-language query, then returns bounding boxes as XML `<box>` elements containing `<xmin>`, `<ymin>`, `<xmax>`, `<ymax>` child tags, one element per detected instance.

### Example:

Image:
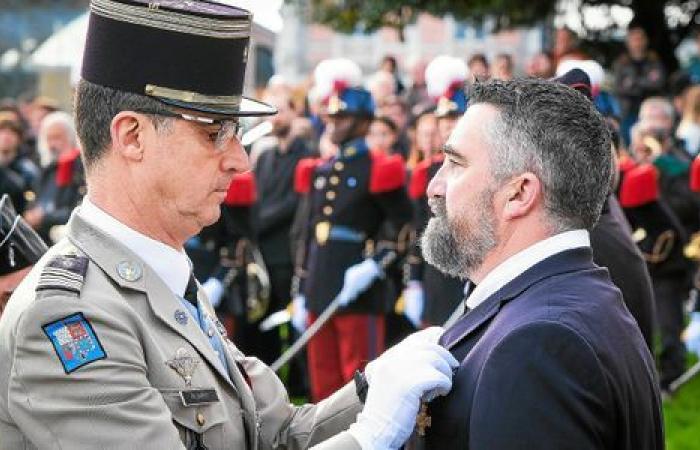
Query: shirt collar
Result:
<box><xmin>465</xmin><ymin>229</ymin><xmax>590</xmax><ymax>310</ymax></box>
<box><xmin>80</xmin><ymin>197</ymin><xmax>192</xmax><ymax>296</ymax></box>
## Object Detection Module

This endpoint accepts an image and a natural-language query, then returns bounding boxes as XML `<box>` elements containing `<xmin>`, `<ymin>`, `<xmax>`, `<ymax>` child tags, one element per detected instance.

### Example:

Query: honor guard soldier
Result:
<box><xmin>293</xmin><ymin>59</ymin><xmax>413</xmax><ymax>402</ymax></box>
<box><xmin>0</xmin><ymin>194</ymin><xmax>48</xmax><ymax>316</ymax></box>
<box><xmin>404</xmin><ymin>56</ymin><xmax>469</xmax><ymax>327</ymax></box>
<box><xmin>0</xmin><ymin>2</ymin><xmax>458</xmax><ymax>449</ymax></box>
<box><xmin>618</xmin><ymin>161</ymin><xmax>690</xmax><ymax>389</ymax></box>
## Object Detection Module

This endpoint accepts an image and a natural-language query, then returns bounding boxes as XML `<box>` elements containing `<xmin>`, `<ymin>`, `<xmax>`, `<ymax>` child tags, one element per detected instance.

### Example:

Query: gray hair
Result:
<box><xmin>74</xmin><ymin>79</ymin><xmax>173</xmax><ymax>171</ymax></box>
<box><xmin>37</xmin><ymin>111</ymin><xmax>78</xmax><ymax>167</ymax></box>
<box><xmin>470</xmin><ymin>78</ymin><xmax>612</xmax><ymax>231</ymax></box>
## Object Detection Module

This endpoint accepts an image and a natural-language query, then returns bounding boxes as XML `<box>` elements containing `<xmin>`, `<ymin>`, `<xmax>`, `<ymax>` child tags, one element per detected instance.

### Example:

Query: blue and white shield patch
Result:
<box><xmin>42</xmin><ymin>313</ymin><xmax>106</xmax><ymax>374</ymax></box>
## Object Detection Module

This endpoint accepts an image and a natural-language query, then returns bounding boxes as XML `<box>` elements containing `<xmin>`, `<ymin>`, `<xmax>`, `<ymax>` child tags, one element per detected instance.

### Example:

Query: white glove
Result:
<box><xmin>402</xmin><ymin>281</ymin><xmax>425</xmax><ymax>328</ymax></box>
<box><xmin>348</xmin><ymin>327</ymin><xmax>458</xmax><ymax>450</ymax></box>
<box><xmin>337</xmin><ymin>259</ymin><xmax>382</xmax><ymax>306</ymax></box>
<box><xmin>684</xmin><ymin>312</ymin><xmax>700</xmax><ymax>356</ymax></box>
<box><xmin>202</xmin><ymin>277</ymin><xmax>224</xmax><ymax>308</ymax></box>
<box><xmin>291</xmin><ymin>295</ymin><xmax>308</xmax><ymax>333</ymax></box>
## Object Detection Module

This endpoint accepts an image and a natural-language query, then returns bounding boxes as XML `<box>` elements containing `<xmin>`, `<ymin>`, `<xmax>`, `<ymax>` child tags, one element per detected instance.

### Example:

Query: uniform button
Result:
<box><xmin>208</xmin><ymin>328</ymin><xmax>214</xmax><ymax>337</ymax></box>
<box><xmin>334</xmin><ymin>161</ymin><xmax>344</xmax><ymax>171</ymax></box>
<box><xmin>196</xmin><ymin>412</ymin><xmax>206</xmax><ymax>426</ymax></box>
<box><xmin>330</xmin><ymin>176</ymin><xmax>340</xmax><ymax>186</ymax></box>
<box><xmin>326</xmin><ymin>191</ymin><xmax>336</xmax><ymax>201</ymax></box>
<box><xmin>323</xmin><ymin>206</ymin><xmax>333</xmax><ymax>216</ymax></box>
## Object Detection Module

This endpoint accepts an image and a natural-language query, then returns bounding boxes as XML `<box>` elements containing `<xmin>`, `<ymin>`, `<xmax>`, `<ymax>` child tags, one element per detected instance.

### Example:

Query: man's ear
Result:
<box><xmin>110</xmin><ymin>111</ymin><xmax>148</xmax><ymax>162</ymax></box>
<box><xmin>502</xmin><ymin>173</ymin><xmax>542</xmax><ymax>221</ymax></box>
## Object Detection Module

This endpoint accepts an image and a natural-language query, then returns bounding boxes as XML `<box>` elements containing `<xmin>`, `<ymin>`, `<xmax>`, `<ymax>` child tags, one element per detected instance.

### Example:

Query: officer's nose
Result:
<box><xmin>222</xmin><ymin>137</ymin><xmax>250</xmax><ymax>173</ymax></box>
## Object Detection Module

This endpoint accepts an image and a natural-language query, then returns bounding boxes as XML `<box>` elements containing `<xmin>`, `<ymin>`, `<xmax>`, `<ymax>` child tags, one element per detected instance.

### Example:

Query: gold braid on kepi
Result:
<box><xmin>81</xmin><ymin>0</ymin><xmax>276</xmax><ymax>117</ymax></box>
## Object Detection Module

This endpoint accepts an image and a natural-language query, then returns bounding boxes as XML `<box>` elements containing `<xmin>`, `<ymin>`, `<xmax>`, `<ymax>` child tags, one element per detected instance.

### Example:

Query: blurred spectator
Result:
<box><xmin>379</xmin><ymin>54</ymin><xmax>404</xmax><ymax>95</ymax></box>
<box><xmin>492</xmin><ymin>53</ymin><xmax>514</xmax><ymax>80</ymax></box>
<box><xmin>668</xmin><ymin>71</ymin><xmax>692</xmax><ymax>121</ymax></box>
<box><xmin>676</xmin><ymin>85</ymin><xmax>700</xmax><ymax>157</ymax></box>
<box><xmin>0</xmin><ymin>112</ymin><xmax>39</xmax><ymax>191</ymax></box>
<box><xmin>526</xmin><ymin>52</ymin><xmax>555</xmax><ymax>79</ymax></box>
<box><xmin>552</xmin><ymin>26</ymin><xmax>588</xmax><ymax>68</ymax></box>
<box><xmin>407</xmin><ymin>109</ymin><xmax>439</xmax><ymax>169</ymax></box>
<box><xmin>467</xmin><ymin>53</ymin><xmax>490</xmax><ymax>82</ymax></box>
<box><xmin>614</xmin><ymin>24</ymin><xmax>666</xmax><ymax>145</ymax></box>
<box><xmin>684</xmin><ymin>29</ymin><xmax>700</xmax><ymax>84</ymax></box>
<box><xmin>405</xmin><ymin>59</ymin><xmax>431</xmax><ymax>115</ymax></box>
<box><xmin>376</xmin><ymin>96</ymin><xmax>410</xmax><ymax>159</ymax></box>
<box><xmin>368</xmin><ymin>70</ymin><xmax>397</xmax><ymax>106</ymax></box>
<box><xmin>22</xmin><ymin>111</ymin><xmax>84</xmax><ymax>244</ymax></box>
<box><xmin>366</xmin><ymin>116</ymin><xmax>398</xmax><ymax>155</ymax></box>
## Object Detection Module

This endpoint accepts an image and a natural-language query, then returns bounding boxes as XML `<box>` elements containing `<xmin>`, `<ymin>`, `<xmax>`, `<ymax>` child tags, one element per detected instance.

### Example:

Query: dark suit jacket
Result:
<box><xmin>416</xmin><ymin>247</ymin><xmax>663</xmax><ymax>450</ymax></box>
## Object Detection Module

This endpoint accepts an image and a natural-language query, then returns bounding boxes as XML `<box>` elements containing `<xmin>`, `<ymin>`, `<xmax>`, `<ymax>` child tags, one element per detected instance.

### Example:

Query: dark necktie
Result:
<box><xmin>463</xmin><ymin>281</ymin><xmax>476</xmax><ymax>316</ymax></box>
<box><xmin>184</xmin><ymin>273</ymin><xmax>199</xmax><ymax>306</ymax></box>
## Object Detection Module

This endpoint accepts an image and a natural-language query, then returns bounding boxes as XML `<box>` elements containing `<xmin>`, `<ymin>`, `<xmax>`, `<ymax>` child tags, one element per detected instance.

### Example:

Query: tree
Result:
<box><xmin>302</xmin><ymin>0</ymin><xmax>700</xmax><ymax>72</ymax></box>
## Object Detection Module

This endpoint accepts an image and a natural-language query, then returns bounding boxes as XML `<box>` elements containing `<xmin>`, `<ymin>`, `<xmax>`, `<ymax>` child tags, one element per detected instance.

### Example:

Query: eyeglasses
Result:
<box><xmin>133</xmin><ymin>109</ymin><xmax>243</xmax><ymax>151</ymax></box>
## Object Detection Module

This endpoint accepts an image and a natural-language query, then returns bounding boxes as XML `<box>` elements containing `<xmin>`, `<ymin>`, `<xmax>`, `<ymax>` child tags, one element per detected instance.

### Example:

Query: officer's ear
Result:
<box><xmin>110</xmin><ymin>111</ymin><xmax>148</xmax><ymax>162</ymax></box>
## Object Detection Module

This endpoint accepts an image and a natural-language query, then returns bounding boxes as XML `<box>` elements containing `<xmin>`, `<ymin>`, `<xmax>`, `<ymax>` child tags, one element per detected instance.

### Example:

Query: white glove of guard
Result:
<box><xmin>337</xmin><ymin>259</ymin><xmax>382</xmax><ymax>306</ymax></box>
<box><xmin>291</xmin><ymin>294</ymin><xmax>309</xmax><ymax>333</ymax></box>
<box><xmin>684</xmin><ymin>312</ymin><xmax>700</xmax><ymax>356</ymax></box>
<box><xmin>202</xmin><ymin>277</ymin><xmax>224</xmax><ymax>308</ymax></box>
<box><xmin>349</xmin><ymin>327</ymin><xmax>458</xmax><ymax>450</ymax></box>
<box><xmin>402</xmin><ymin>281</ymin><xmax>425</xmax><ymax>328</ymax></box>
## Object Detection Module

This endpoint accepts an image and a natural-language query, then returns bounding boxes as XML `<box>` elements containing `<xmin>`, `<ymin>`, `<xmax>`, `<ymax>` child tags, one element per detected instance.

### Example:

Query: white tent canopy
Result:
<box><xmin>30</xmin><ymin>0</ymin><xmax>282</xmax><ymax>83</ymax></box>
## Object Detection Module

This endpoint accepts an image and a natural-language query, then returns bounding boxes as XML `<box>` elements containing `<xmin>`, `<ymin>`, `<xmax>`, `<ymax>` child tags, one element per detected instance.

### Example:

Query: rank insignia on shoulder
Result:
<box><xmin>36</xmin><ymin>255</ymin><xmax>89</xmax><ymax>295</ymax></box>
<box><xmin>42</xmin><ymin>312</ymin><xmax>106</xmax><ymax>374</ymax></box>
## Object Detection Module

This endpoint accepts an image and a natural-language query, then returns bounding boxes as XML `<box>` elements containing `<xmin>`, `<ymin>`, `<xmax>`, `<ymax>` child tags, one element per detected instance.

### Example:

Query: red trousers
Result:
<box><xmin>307</xmin><ymin>313</ymin><xmax>385</xmax><ymax>402</ymax></box>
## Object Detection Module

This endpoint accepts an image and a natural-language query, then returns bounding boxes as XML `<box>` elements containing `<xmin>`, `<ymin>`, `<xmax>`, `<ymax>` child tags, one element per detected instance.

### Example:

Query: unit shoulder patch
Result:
<box><xmin>42</xmin><ymin>312</ymin><xmax>106</xmax><ymax>373</ymax></box>
<box><xmin>36</xmin><ymin>255</ymin><xmax>89</xmax><ymax>295</ymax></box>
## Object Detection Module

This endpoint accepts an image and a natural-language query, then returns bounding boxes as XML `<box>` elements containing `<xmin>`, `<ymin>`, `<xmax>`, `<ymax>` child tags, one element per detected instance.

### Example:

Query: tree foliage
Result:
<box><xmin>303</xmin><ymin>0</ymin><xmax>700</xmax><ymax>71</ymax></box>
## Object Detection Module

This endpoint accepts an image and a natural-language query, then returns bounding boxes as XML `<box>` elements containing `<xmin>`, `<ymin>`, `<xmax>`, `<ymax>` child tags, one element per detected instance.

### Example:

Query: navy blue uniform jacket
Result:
<box><xmin>417</xmin><ymin>247</ymin><xmax>663</xmax><ymax>450</ymax></box>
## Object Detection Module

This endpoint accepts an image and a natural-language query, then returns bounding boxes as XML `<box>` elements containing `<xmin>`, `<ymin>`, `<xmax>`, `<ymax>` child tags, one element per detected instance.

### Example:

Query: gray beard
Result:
<box><xmin>420</xmin><ymin>196</ymin><xmax>497</xmax><ymax>279</ymax></box>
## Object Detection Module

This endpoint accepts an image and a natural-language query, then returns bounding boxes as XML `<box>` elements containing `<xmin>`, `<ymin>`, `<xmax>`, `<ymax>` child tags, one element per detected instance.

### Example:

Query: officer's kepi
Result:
<box><xmin>0</xmin><ymin>195</ymin><xmax>48</xmax><ymax>276</ymax></box>
<box><xmin>81</xmin><ymin>0</ymin><xmax>276</xmax><ymax>117</ymax></box>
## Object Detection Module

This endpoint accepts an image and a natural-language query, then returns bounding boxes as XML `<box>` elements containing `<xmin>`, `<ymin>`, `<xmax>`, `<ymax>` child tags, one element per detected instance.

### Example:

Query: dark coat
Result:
<box><xmin>414</xmin><ymin>247</ymin><xmax>663</xmax><ymax>450</ymax></box>
<box><xmin>590</xmin><ymin>196</ymin><xmax>655</xmax><ymax>350</ymax></box>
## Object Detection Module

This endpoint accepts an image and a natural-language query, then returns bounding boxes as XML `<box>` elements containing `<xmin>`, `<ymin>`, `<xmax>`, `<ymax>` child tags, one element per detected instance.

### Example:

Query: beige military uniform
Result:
<box><xmin>0</xmin><ymin>210</ymin><xmax>362</xmax><ymax>450</ymax></box>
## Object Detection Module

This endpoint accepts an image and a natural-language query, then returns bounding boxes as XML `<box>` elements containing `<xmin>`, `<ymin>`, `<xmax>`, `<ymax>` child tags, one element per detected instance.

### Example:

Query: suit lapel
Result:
<box><xmin>441</xmin><ymin>247</ymin><xmax>596</xmax><ymax>350</ymax></box>
<box><xmin>67</xmin><ymin>210</ymin><xmax>236</xmax><ymax>390</ymax></box>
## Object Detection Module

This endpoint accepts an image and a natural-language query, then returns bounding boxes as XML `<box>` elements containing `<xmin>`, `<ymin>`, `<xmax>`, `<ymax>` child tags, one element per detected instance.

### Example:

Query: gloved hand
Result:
<box><xmin>402</xmin><ymin>281</ymin><xmax>425</xmax><ymax>328</ymax></box>
<box><xmin>348</xmin><ymin>327</ymin><xmax>458</xmax><ymax>450</ymax></box>
<box><xmin>684</xmin><ymin>312</ymin><xmax>700</xmax><ymax>356</ymax></box>
<box><xmin>337</xmin><ymin>259</ymin><xmax>382</xmax><ymax>306</ymax></box>
<box><xmin>291</xmin><ymin>294</ymin><xmax>308</xmax><ymax>333</ymax></box>
<box><xmin>202</xmin><ymin>277</ymin><xmax>224</xmax><ymax>308</ymax></box>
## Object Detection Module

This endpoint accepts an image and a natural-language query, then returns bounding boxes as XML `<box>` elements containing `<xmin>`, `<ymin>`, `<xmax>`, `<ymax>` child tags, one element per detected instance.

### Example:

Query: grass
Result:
<box><xmin>665</xmin><ymin>356</ymin><xmax>700</xmax><ymax>450</ymax></box>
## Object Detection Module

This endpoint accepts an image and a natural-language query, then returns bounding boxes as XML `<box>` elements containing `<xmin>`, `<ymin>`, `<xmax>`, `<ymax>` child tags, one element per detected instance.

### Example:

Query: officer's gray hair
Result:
<box><xmin>74</xmin><ymin>79</ymin><xmax>173</xmax><ymax>171</ymax></box>
<box><xmin>470</xmin><ymin>78</ymin><xmax>612</xmax><ymax>231</ymax></box>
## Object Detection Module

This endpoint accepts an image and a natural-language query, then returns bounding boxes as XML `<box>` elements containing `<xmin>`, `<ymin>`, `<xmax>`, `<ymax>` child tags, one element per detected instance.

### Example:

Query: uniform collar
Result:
<box><xmin>79</xmin><ymin>197</ymin><xmax>191</xmax><ymax>296</ymax></box>
<box><xmin>337</xmin><ymin>137</ymin><xmax>368</xmax><ymax>160</ymax></box>
<box><xmin>466</xmin><ymin>229</ymin><xmax>590</xmax><ymax>310</ymax></box>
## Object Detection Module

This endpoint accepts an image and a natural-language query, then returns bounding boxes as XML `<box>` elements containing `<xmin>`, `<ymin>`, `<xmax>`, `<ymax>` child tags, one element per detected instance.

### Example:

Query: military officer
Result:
<box><xmin>293</xmin><ymin>59</ymin><xmax>413</xmax><ymax>401</ymax></box>
<box><xmin>0</xmin><ymin>2</ymin><xmax>458</xmax><ymax>449</ymax></box>
<box><xmin>404</xmin><ymin>56</ymin><xmax>469</xmax><ymax>327</ymax></box>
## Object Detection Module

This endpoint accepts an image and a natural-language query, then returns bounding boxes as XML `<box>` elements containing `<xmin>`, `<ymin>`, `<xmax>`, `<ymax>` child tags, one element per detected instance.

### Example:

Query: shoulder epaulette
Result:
<box><xmin>408</xmin><ymin>158</ymin><xmax>431</xmax><ymax>200</ymax></box>
<box><xmin>369</xmin><ymin>152</ymin><xmax>406</xmax><ymax>194</ymax></box>
<box><xmin>294</xmin><ymin>158</ymin><xmax>320</xmax><ymax>194</ymax></box>
<box><xmin>690</xmin><ymin>156</ymin><xmax>700</xmax><ymax>192</ymax></box>
<box><xmin>224</xmin><ymin>172</ymin><xmax>257</xmax><ymax>206</ymax></box>
<box><xmin>36</xmin><ymin>254</ymin><xmax>89</xmax><ymax>296</ymax></box>
<box><xmin>56</xmin><ymin>148</ymin><xmax>81</xmax><ymax>187</ymax></box>
<box><xmin>619</xmin><ymin>163</ymin><xmax>659</xmax><ymax>208</ymax></box>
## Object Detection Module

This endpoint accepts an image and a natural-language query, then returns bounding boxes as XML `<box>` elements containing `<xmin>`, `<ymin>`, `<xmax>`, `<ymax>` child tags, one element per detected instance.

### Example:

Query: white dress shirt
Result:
<box><xmin>465</xmin><ymin>229</ymin><xmax>590</xmax><ymax>310</ymax></box>
<box><xmin>79</xmin><ymin>197</ymin><xmax>191</xmax><ymax>297</ymax></box>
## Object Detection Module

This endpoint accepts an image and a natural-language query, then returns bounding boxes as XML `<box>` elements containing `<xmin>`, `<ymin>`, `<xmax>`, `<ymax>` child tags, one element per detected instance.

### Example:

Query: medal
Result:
<box><xmin>166</xmin><ymin>348</ymin><xmax>200</xmax><ymax>387</ymax></box>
